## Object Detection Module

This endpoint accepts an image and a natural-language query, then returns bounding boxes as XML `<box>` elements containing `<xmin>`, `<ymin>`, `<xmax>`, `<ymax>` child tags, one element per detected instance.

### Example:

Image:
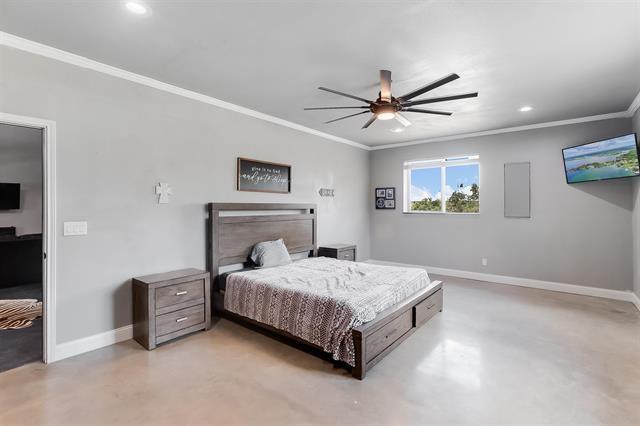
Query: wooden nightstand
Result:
<box><xmin>132</xmin><ymin>268</ymin><xmax>211</xmax><ymax>350</ymax></box>
<box><xmin>318</xmin><ymin>244</ymin><xmax>357</xmax><ymax>261</ymax></box>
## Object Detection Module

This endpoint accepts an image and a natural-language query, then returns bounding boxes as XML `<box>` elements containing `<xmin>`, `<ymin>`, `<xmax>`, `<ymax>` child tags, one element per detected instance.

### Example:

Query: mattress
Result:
<box><xmin>223</xmin><ymin>257</ymin><xmax>430</xmax><ymax>366</ymax></box>
<box><xmin>218</xmin><ymin>267</ymin><xmax>256</xmax><ymax>291</ymax></box>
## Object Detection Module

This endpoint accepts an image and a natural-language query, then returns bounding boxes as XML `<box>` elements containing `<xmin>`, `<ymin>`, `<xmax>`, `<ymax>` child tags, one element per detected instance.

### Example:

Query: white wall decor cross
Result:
<box><xmin>155</xmin><ymin>182</ymin><xmax>173</xmax><ymax>204</ymax></box>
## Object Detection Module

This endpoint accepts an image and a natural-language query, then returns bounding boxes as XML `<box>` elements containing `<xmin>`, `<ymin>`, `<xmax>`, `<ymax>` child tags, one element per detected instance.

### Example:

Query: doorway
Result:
<box><xmin>0</xmin><ymin>112</ymin><xmax>56</xmax><ymax>370</ymax></box>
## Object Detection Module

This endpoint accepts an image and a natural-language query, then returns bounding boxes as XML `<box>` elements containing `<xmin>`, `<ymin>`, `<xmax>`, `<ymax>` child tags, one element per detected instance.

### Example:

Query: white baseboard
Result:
<box><xmin>631</xmin><ymin>292</ymin><xmax>640</xmax><ymax>311</ymax></box>
<box><xmin>54</xmin><ymin>325</ymin><xmax>133</xmax><ymax>362</ymax></box>
<box><xmin>367</xmin><ymin>259</ymin><xmax>640</xmax><ymax>310</ymax></box>
<box><xmin>49</xmin><ymin>265</ymin><xmax>640</xmax><ymax>363</ymax></box>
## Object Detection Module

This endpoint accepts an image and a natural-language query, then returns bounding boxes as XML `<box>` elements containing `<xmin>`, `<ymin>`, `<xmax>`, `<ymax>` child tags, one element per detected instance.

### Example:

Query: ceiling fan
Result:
<box><xmin>305</xmin><ymin>70</ymin><xmax>478</xmax><ymax>129</ymax></box>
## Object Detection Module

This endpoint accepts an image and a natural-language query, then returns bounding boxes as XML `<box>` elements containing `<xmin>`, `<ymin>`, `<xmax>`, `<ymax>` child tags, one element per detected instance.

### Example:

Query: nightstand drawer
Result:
<box><xmin>339</xmin><ymin>249</ymin><xmax>355</xmax><ymax>261</ymax></box>
<box><xmin>155</xmin><ymin>279</ymin><xmax>204</xmax><ymax>309</ymax></box>
<box><xmin>318</xmin><ymin>244</ymin><xmax>357</xmax><ymax>261</ymax></box>
<box><xmin>156</xmin><ymin>304</ymin><xmax>205</xmax><ymax>336</ymax></box>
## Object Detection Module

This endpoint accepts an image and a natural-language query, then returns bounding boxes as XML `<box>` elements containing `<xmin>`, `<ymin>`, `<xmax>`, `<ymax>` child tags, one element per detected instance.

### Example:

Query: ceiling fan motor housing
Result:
<box><xmin>371</xmin><ymin>102</ymin><xmax>400</xmax><ymax>118</ymax></box>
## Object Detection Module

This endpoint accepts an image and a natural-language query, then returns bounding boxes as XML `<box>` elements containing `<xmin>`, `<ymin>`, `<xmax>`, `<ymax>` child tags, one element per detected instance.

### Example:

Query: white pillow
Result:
<box><xmin>250</xmin><ymin>238</ymin><xmax>292</xmax><ymax>268</ymax></box>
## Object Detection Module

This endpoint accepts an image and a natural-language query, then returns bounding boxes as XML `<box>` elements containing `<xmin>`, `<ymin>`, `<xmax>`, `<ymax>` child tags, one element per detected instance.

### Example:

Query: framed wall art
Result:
<box><xmin>237</xmin><ymin>157</ymin><xmax>291</xmax><ymax>194</ymax></box>
<box><xmin>375</xmin><ymin>187</ymin><xmax>395</xmax><ymax>209</ymax></box>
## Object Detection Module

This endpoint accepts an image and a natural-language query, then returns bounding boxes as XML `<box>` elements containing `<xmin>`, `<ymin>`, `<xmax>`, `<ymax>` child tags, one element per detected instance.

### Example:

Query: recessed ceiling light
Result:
<box><xmin>125</xmin><ymin>2</ymin><xmax>148</xmax><ymax>15</ymax></box>
<box><xmin>390</xmin><ymin>128</ymin><xmax>405</xmax><ymax>133</ymax></box>
<box><xmin>519</xmin><ymin>106</ymin><xmax>533</xmax><ymax>112</ymax></box>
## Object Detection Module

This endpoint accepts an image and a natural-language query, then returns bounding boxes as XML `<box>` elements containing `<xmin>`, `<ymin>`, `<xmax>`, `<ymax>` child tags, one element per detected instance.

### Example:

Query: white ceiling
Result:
<box><xmin>1</xmin><ymin>1</ymin><xmax>639</xmax><ymax>147</ymax></box>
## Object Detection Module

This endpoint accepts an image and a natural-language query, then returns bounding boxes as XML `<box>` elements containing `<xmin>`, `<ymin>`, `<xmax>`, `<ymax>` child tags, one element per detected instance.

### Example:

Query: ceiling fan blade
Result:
<box><xmin>324</xmin><ymin>111</ymin><xmax>370</xmax><ymax>124</ymax></box>
<box><xmin>304</xmin><ymin>106</ymin><xmax>370</xmax><ymax>110</ymax></box>
<box><xmin>402</xmin><ymin>92</ymin><xmax>478</xmax><ymax>107</ymax></box>
<box><xmin>380</xmin><ymin>70</ymin><xmax>392</xmax><ymax>102</ymax></box>
<box><xmin>403</xmin><ymin>108</ymin><xmax>452</xmax><ymax>116</ymax></box>
<box><xmin>398</xmin><ymin>73</ymin><xmax>460</xmax><ymax>101</ymax></box>
<box><xmin>362</xmin><ymin>115</ymin><xmax>377</xmax><ymax>129</ymax></box>
<box><xmin>394</xmin><ymin>113</ymin><xmax>412</xmax><ymax>127</ymax></box>
<box><xmin>318</xmin><ymin>87</ymin><xmax>373</xmax><ymax>104</ymax></box>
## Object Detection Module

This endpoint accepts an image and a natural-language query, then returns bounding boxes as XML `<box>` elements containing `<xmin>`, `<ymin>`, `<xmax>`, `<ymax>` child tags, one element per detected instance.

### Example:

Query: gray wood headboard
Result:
<box><xmin>207</xmin><ymin>203</ymin><xmax>317</xmax><ymax>282</ymax></box>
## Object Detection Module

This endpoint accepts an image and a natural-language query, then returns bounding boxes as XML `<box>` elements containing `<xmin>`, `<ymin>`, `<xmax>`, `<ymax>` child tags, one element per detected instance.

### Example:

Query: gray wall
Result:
<box><xmin>0</xmin><ymin>47</ymin><xmax>370</xmax><ymax>344</ymax></box>
<box><xmin>370</xmin><ymin>118</ymin><xmax>633</xmax><ymax>291</ymax></box>
<box><xmin>0</xmin><ymin>123</ymin><xmax>42</xmax><ymax>235</ymax></box>
<box><xmin>632</xmin><ymin>109</ymin><xmax>640</xmax><ymax>298</ymax></box>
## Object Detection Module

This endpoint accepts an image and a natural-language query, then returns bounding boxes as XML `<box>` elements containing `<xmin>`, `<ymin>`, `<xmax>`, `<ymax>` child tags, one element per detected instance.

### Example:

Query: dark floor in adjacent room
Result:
<box><xmin>0</xmin><ymin>282</ymin><xmax>43</xmax><ymax>373</ymax></box>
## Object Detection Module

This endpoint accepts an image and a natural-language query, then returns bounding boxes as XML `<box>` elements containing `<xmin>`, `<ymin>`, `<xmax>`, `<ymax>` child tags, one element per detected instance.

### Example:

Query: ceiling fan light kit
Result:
<box><xmin>376</xmin><ymin>104</ymin><xmax>396</xmax><ymax>120</ymax></box>
<box><xmin>305</xmin><ymin>69</ymin><xmax>478</xmax><ymax>130</ymax></box>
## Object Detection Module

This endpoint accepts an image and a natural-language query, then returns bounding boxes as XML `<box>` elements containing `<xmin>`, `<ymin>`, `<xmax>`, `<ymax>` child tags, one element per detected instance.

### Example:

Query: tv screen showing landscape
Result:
<box><xmin>562</xmin><ymin>133</ymin><xmax>639</xmax><ymax>184</ymax></box>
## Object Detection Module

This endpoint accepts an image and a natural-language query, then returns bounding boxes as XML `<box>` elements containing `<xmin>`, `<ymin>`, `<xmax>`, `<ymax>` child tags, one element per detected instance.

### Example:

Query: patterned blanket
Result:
<box><xmin>224</xmin><ymin>257</ymin><xmax>430</xmax><ymax>366</ymax></box>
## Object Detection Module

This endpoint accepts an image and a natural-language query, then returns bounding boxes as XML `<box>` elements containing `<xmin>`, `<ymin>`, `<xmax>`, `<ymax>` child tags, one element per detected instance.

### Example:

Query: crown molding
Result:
<box><xmin>370</xmin><ymin>111</ymin><xmax>630</xmax><ymax>150</ymax></box>
<box><xmin>2</xmin><ymin>31</ymin><xmax>637</xmax><ymax>152</ymax></box>
<box><xmin>627</xmin><ymin>90</ymin><xmax>640</xmax><ymax>117</ymax></box>
<box><xmin>0</xmin><ymin>31</ymin><xmax>369</xmax><ymax>151</ymax></box>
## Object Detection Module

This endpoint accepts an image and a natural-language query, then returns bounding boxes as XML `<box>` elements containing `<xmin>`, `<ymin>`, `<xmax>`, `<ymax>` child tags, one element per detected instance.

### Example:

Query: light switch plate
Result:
<box><xmin>64</xmin><ymin>221</ymin><xmax>88</xmax><ymax>236</ymax></box>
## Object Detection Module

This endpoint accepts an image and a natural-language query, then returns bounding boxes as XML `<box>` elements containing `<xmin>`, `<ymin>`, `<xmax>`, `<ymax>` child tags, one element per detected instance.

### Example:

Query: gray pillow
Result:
<box><xmin>250</xmin><ymin>238</ymin><xmax>292</xmax><ymax>268</ymax></box>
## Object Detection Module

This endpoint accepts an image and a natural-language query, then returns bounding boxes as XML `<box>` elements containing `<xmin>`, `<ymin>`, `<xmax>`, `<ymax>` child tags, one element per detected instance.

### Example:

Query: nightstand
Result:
<box><xmin>132</xmin><ymin>268</ymin><xmax>211</xmax><ymax>350</ymax></box>
<box><xmin>318</xmin><ymin>244</ymin><xmax>357</xmax><ymax>261</ymax></box>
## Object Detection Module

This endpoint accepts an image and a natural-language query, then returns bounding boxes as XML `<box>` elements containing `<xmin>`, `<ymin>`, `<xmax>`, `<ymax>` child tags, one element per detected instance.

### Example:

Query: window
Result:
<box><xmin>404</xmin><ymin>155</ymin><xmax>480</xmax><ymax>214</ymax></box>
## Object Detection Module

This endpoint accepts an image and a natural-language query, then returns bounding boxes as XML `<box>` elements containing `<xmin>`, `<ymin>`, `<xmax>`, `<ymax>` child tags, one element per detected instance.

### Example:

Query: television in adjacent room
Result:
<box><xmin>562</xmin><ymin>133</ymin><xmax>639</xmax><ymax>184</ymax></box>
<box><xmin>0</xmin><ymin>183</ymin><xmax>20</xmax><ymax>210</ymax></box>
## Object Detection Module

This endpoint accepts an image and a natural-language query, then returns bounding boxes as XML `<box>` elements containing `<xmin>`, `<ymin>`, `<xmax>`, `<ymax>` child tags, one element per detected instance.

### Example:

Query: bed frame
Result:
<box><xmin>207</xmin><ymin>202</ymin><xmax>443</xmax><ymax>379</ymax></box>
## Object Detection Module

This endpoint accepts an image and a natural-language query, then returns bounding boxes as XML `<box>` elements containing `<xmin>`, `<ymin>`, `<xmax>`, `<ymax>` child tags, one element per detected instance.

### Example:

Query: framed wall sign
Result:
<box><xmin>237</xmin><ymin>158</ymin><xmax>291</xmax><ymax>194</ymax></box>
<box><xmin>375</xmin><ymin>187</ymin><xmax>395</xmax><ymax>209</ymax></box>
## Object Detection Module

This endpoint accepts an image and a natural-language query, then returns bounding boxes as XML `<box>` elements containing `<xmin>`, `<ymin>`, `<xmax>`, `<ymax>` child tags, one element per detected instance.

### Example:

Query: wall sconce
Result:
<box><xmin>318</xmin><ymin>188</ymin><xmax>335</xmax><ymax>197</ymax></box>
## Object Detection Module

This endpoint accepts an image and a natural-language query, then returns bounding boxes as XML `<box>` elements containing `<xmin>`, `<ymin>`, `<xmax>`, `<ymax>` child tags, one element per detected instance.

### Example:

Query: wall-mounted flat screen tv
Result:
<box><xmin>0</xmin><ymin>183</ymin><xmax>20</xmax><ymax>210</ymax></box>
<box><xmin>562</xmin><ymin>133</ymin><xmax>639</xmax><ymax>184</ymax></box>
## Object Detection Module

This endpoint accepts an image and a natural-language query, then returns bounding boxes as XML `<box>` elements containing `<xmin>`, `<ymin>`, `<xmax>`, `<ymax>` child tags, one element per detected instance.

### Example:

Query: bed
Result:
<box><xmin>207</xmin><ymin>203</ymin><xmax>443</xmax><ymax>379</ymax></box>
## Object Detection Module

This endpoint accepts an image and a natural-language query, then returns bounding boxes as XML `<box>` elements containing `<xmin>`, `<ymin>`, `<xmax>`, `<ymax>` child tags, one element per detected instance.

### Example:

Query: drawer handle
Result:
<box><xmin>176</xmin><ymin>317</ymin><xmax>188</xmax><ymax>323</ymax></box>
<box><xmin>385</xmin><ymin>327</ymin><xmax>398</xmax><ymax>339</ymax></box>
<box><xmin>426</xmin><ymin>303</ymin><xmax>436</xmax><ymax>309</ymax></box>
<box><xmin>176</xmin><ymin>291</ymin><xmax>188</xmax><ymax>296</ymax></box>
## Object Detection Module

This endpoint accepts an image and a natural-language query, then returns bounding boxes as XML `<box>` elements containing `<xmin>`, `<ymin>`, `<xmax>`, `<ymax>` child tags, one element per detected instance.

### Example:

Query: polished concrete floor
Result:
<box><xmin>1</xmin><ymin>275</ymin><xmax>639</xmax><ymax>425</ymax></box>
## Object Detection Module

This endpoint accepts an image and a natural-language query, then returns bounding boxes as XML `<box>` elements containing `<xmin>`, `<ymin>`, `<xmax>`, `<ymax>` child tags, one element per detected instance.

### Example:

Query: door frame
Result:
<box><xmin>0</xmin><ymin>112</ymin><xmax>56</xmax><ymax>363</ymax></box>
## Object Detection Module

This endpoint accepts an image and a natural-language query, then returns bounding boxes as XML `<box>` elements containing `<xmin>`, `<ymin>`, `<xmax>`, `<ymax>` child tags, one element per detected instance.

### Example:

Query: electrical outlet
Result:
<box><xmin>481</xmin><ymin>258</ymin><xmax>488</xmax><ymax>266</ymax></box>
<box><xmin>64</xmin><ymin>221</ymin><xmax>88</xmax><ymax>236</ymax></box>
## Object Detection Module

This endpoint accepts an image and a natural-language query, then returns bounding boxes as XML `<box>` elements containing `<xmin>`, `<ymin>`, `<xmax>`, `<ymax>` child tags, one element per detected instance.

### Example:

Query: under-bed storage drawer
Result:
<box><xmin>414</xmin><ymin>289</ymin><xmax>443</xmax><ymax>327</ymax></box>
<box><xmin>156</xmin><ymin>304</ymin><xmax>205</xmax><ymax>337</ymax></box>
<box><xmin>365</xmin><ymin>309</ymin><xmax>413</xmax><ymax>362</ymax></box>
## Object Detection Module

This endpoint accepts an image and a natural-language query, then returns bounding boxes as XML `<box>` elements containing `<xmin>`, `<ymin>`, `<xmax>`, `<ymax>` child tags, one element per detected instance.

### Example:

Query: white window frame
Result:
<box><xmin>403</xmin><ymin>155</ymin><xmax>480</xmax><ymax>214</ymax></box>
